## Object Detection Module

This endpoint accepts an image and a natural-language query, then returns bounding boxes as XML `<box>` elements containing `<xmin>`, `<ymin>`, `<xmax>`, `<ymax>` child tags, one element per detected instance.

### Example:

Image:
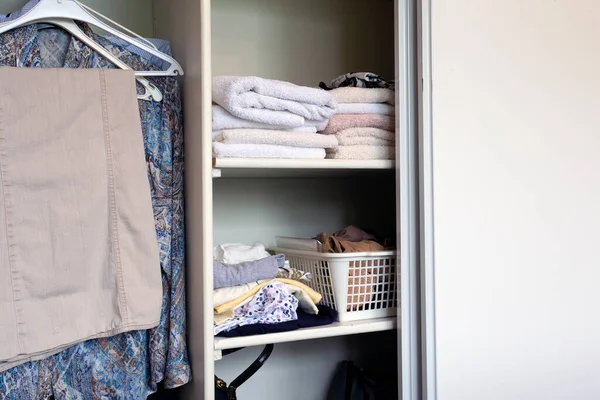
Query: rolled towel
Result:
<box><xmin>213</xmin><ymin>142</ymin><xmax>326</xmax><ymax>159</ymax></box>
<box><xmin>337</xmin><ymin>103</ymin><xmax>395</xmax><ymax>116</ymax></box>
<box><xmin>215</xmin><ymin>129</ymin><xmax>338</xmax><ymax>149</ymax></box>
<box><xmin>326</xmin><ymin>145</ymin><xmax>395</xmax><ymax>160</ymax></box>
<box><xmin>335</xmin><ymin>127</ymin><xmax>395</xmax><ymax>142</ymax></box>
<box><xmin>320</xmin><ymin>114</ymin><xmax>395</xmax><ymax>135</ymax></box>
<box><xmin>213</xmin><ymin>76</ymin><xmax>338</xmax><ymax>126</ymax></box>
<box><xmin>330</xmin><ymin>87</ymin><xmax>395</xmax><ymax>105</ymax></box>
<box><xmin>213</xmin><ymin>254</ymin><xmax>286</xmax><ymax>290</ymax></box>
<box><xmin>213</xmin><ymin>105</ymin><xmax>318</xmax><ymax>132</ymax></box>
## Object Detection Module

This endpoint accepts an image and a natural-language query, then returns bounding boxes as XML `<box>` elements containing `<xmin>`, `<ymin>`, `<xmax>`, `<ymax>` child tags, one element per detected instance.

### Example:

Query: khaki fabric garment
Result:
<box><xmin>0</xmin><ymin>67</ymin><xmax>162</xmax><ymax>371</ymax></box>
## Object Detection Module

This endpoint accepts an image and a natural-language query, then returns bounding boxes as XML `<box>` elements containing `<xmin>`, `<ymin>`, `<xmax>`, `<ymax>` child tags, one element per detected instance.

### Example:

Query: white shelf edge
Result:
<box><xmin>213</xmin><ymin>158</ymin><xmax>395</xmax><ymax>170</ymax></box>
<box><xmin>214</xmin><ymin>317</ymin><xmax>397</xmax><ymax>354</ymax></box>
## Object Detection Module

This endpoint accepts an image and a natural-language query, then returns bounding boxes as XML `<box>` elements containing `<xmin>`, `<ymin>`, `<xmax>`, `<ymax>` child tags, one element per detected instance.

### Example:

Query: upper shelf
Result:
<box><xmin>212</xmin><ymin>158</ymin><xmax>395</xmax><ymax>178</ymax></box>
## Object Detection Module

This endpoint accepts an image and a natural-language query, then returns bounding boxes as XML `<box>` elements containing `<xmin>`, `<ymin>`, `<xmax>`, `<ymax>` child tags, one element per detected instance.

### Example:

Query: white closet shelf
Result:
<box><xmin>213</xmin><ymin>317</ymin><xmax>397</xmax><ymax>360</ymax></box>
<box><xmin>212</xmin><ymin>158</ymin><xmax>395</xmax><ymax>178</ymax></box>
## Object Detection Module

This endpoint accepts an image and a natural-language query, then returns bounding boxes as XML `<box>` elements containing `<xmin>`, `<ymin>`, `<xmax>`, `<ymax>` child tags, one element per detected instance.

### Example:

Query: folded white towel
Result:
<box><xmin>212</xmin><ymin>104</ymin><xmax>314</xmax><ymax>133</ymax></box>
<box><xmin>213</xmin><ymin>105</ymin><xmax>319</xmax><ymax>132</ymax></box>
<box><xmin>304</xmin><ymin>118</ymin><xmax>330</xmax><ymax>131</ymax></box>
<box><xmin>337</xmin><ymin>103</ymin><xmax>395</xmax><ymax>116</ymax></box>
<box><xmin>326</xmin><ymin>145</ymin><xmax>395</xmax><ymax>160</ymax></box>
<box><xmin>213</xmin><ymin>142</ymin><xmax>326</xmax><ymax>159</ymax></box>
<box><xmin>336</xmin><ymin>127</ymin><xmax>395</xmax><ymax>141</ymax></box>
<box><xmin>213</xmin><ymin>76</ymin><xmax>337</xmax><ymax>126</ymax></box>
<box><xmin>330</xmin><ymin>87</ymin><xmax>395</xmax><ymax>105</ymax></box>
<box><xmin>336</xmin><ymin>137</ymin><xmax>391</xmax><ymax>146</ymax></box>
<box><xmin>215</xmin><ymin>129</ymin><xmax>338</xmax><ymax>149</ymax></box>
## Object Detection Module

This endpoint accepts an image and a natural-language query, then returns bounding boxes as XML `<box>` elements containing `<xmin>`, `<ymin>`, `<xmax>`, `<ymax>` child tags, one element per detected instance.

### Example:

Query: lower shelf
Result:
<box><xmin>212</xmin><ymin>158</ymin><xmax>395</xmax><ymax>178</ymax></box>
<box><xmin>213</xmin><ymin>317</ymin><xmax>397</xmax><ymax>360</ymax></box>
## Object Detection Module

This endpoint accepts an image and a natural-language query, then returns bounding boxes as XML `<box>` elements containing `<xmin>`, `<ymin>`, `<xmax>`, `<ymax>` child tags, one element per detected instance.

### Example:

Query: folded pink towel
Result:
<box><xmin>321</xmin><ymin>114</ymin><xmax>395</xmax><ymax>135</ymax></box>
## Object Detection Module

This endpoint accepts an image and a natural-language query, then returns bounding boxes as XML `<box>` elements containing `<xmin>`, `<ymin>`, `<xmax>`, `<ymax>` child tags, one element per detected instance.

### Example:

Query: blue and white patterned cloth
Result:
<box><xmin>0</xmin><ymin>0</ymin><xmax>173</xmax><ymax>71</ymax></box>
<box><xmin>0</xmin><ymin>10</ymin><xmax>190</xmax><ymax>400</ymax></box>
<box><xmin>0</xmin><ymin>0</ymin><xmax>37</xmax><ymax>23</ymax></box>
<box><xmin>214</xmin><ymin>282</ymin><xmax>299</xmax><ymax>335</ymax></box>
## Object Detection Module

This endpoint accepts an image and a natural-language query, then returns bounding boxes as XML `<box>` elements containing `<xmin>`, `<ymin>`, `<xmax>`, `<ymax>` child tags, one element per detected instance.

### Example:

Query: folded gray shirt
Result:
<box><xmin>213</xmin><ymin>254</ymin><xmax>285</xmax><ymax>289</ymax></box>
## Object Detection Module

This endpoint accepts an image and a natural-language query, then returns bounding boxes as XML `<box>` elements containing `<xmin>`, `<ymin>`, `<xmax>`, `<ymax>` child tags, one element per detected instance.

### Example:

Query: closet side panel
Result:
<box><xmin>0</xmin><ymin>0</ymin><xmax>155</xmax><ymax>37</ymax></box>
<box><xmin>154</xmin><ymin>1</ymin><xmax>214</xmax><ymax>399</ymax></box>
<box><xmin>428</xmin><ymin>1</ymin><xmax>600</xmax><ymax>399</ymax></box>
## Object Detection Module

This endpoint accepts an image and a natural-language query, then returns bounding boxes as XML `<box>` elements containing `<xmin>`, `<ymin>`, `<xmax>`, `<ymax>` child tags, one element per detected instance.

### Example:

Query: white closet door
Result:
<box><xmin>421</xmin><ymin>0</ymin><xmax>600</xmax><ymax>399</ymax></box>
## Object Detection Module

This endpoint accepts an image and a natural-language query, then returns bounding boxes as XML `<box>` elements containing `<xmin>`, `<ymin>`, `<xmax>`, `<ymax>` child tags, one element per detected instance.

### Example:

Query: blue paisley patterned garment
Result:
<box><xmin>0</xmin><ymin>24</ymin><xmax>190</xmax><ymax>399</ymax></box>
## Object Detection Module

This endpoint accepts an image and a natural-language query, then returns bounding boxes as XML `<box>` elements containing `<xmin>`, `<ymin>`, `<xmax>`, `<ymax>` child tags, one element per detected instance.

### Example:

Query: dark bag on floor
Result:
<box><xmin>327</xmin><ymin>360</ymin><xmax>379</xmax><ymax>400</ymax></box>
<box><xmin>215</xmin><ymin>344</ymin><xmax>274</xmax><ymax>400</ymax></box>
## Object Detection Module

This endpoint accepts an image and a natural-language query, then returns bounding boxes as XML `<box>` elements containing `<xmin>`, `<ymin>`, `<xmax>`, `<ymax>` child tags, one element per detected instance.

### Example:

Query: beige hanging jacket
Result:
<box><xmin>0</xmin><ymin>67</ymin><xmax>162</xmax><ymax>371</ymax></box>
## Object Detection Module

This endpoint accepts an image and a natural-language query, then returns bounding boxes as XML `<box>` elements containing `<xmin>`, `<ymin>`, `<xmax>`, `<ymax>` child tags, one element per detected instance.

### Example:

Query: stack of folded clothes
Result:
<box><xmin>212</xmin><ymin>76</ymin><xmax>339</xmax><ymax>159</ymax></box>
<box><xmin>213</xmin><ymin>243</ymin><xmax>337</xmax><ymax>336</ymax></box>
<box><xmin>318</xmin><ymin>72</ymin><xmax>396</xmax><ymax>160</ymax></box>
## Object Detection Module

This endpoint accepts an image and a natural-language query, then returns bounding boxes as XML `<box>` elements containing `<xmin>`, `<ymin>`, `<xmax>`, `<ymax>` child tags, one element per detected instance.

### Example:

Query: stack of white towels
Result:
<box><xmin>319</xmin><ymin>87</ymin><xmax>396</xmax><ymax>160</ymax></box>
<box><xmin>212</xmin><ymin>76</ymin><xmax>339</xmax><ymax>159</ymax></box>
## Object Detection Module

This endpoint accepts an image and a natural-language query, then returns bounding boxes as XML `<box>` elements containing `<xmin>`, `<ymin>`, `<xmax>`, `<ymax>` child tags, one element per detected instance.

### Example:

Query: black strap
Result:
<box><xmin>229</xmin><ymin>344</ymin><xmax>274</xmax><ymax>389</ymax></box>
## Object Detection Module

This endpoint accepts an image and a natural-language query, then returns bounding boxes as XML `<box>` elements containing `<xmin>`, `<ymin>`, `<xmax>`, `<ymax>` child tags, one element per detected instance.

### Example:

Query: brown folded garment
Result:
<box><xmin>316</xmin><ymin>233</ymin><xmax>385</xmax><ymax>253</ymax></box>
<box><xmin>320</xmin><ymin>114</ymin><xmax>395</xmax><ymax>135</ymax></box>
<box><xmin>333</xmin><ymin>225</ymin><xmax>376</xmax><ymax>242</ymax></box>
<box><xmin>0</xmin><ymin>68</ymin><xmax>161</xmax><ymax>371</ymax></box>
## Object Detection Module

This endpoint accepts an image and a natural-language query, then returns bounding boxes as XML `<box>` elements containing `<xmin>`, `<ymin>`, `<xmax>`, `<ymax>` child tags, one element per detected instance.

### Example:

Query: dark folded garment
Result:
<box><xmin>217</xmin><ymin>305</ymin><xmax>338</xmax><ymax>338</ymax></box>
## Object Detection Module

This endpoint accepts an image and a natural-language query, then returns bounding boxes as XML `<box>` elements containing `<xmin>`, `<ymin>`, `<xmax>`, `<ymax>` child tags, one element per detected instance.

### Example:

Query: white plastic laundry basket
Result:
<box><xmin>270</xmin><ymin>248</ymin><xmax>398</xmax><ymax>322</ymax></box>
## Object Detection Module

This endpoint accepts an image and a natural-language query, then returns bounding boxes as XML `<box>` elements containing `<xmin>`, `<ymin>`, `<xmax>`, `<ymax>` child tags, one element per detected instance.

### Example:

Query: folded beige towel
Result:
<box><xmin>321</xmin><ymin>114</ymin><xmax>395</xmax><ymax>135</ymax></box>
<box><xmin>336</xmin><ymin>127</ymin><xmax>395</xmax><ymax>141</ymax></box>
<box><xmin>212</xmin><ymin>126</ymin><xmax>316</xmax><ymax>140</ymax></box>
<box><xmin>338</xmin><ymin>103</ymin><xmax>394</xmax><ymax>115</ymax></box>
<box><xmin>330</xmin><ymin>87</ymin><xmax>395</xmax><ymax>105</ymax></box>
<box><xmin>213</xmin><ymin>142</ymin><xmax>326</xmax><ymax>159</ymax></box>
<box><xmin>337</xmin><ymin>137</ymin><xmax>391</xmax><ymax>146</ymax></box>
<box><xmin>214</xmin><ymin>129</ymin><xmax>338</xmax><ymax>148</ymax></box>
<box><xmin>326</xmin><ymin>145</ymin><xmax>395</xmax><ymax>160</ymax></box>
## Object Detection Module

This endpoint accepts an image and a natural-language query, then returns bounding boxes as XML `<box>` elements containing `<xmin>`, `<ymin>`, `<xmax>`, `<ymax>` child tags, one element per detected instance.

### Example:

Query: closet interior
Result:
<box><xmin>206</xmin><ymin>1</ymin><xmax>400</xmax><ymax>399</ymax></box>
<box><xmin>0</xmin><ymin>0</ymin><xmax>406</xmax><ymax>398</ymax></box>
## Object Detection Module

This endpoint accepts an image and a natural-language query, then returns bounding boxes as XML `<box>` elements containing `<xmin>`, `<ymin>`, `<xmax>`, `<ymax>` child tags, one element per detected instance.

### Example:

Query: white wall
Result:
<box><xmin>211</xmin><ymin>0</ymin><xmax>395</xmax><ymax>87</ymax></box>
<box><xmin>430</xmin><ymin>0</ymin><xmax>600</xmax><ymax>399</ymax></box>
<box><xmin>213</xmin><ymin>177</ymin><xmax>396</xmax><ymax>246</ymax></box>
<box><xmin>0</xmin><ymin>0</ymin><xmax>155</xmax><ymax>37</ymax></box>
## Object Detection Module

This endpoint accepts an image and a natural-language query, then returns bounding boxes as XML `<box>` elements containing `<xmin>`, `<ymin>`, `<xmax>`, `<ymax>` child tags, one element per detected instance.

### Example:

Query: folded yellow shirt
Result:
<box><xmin>214</xmin><ymin>278</ymin><xmax>322</xmax><ymax>315</ymax></box>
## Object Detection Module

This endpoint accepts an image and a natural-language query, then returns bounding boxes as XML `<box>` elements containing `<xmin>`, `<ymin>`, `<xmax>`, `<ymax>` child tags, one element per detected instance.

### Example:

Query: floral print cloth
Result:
<box><xmin>277</xmin><ymin>265</ymin><xmax>313</xmax><ymax>284</ymax></box>
<box><xmin>214</xmin><ymin>282</ymin><xmax>299</xmax><ymax>335</ymax></box>
<box><xmin>0</xmin><ymin>22</ymin><xmax>190</xmax><ymax>400</ymax></box>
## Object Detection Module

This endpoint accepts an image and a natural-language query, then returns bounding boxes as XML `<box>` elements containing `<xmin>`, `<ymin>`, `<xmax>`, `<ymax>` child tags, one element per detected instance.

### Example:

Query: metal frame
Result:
<box><xmin>396</xmin><ymin>0</ymin><xmax>423</xmax><ymax>399</ymax></box>
<box><xmin>418</xmin><ymin>0</ymin><xmax>437</xmax><ymax>398</ymax></box>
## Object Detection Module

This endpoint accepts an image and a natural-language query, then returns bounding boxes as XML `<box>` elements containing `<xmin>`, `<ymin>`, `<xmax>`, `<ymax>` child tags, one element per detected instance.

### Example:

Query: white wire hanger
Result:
<box><xmin>0</xmin><ymin>0</ymin><xmax>185</xmax><ymax>102</ymax></box>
